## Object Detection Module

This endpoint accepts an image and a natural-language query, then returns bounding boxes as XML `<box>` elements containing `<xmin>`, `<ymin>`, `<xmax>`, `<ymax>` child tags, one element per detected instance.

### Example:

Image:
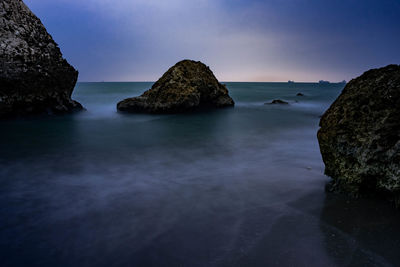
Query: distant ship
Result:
<box><xmin>288</xmin><ymin>80</ymin><xmax>295</xmax><ymax>83</ymax></box>
<box><xmin>319</xmin><ymin>80</ymin><xmax>330</xmax><ymax>84</ymax></box>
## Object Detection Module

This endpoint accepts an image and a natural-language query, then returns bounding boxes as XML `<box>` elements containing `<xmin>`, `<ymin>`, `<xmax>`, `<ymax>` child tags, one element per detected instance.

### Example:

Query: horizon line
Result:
<box><xmin>77</xmin><ymin>81</ymin><xmax>347</xmax><ymax>84</ymax></box>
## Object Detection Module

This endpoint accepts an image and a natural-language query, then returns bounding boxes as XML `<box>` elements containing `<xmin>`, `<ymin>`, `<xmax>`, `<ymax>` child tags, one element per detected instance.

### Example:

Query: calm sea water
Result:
<box><xmin>1</xmin><ymin>82</ymin><xmax>399</xmax><ymax>266</ymax></box>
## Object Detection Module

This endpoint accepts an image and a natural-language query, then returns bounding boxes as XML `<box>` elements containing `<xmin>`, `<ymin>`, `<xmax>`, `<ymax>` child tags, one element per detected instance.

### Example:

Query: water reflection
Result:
<box><xmin>320</xmin><ymin>193</ymin><xmax>400</xmax><ymax>266</ymax></box>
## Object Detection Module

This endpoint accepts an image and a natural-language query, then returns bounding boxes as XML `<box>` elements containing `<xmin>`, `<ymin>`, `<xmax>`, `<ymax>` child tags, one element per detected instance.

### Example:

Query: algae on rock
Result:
<box><xmin>117</xmin><ymin>60</ymin><xmax>234</xmax><ymax>114</ymax></box>
<box><xmin>317</xmin><ymin>65</ymin><xmax>400</xmax><ymax>201</ymax></box>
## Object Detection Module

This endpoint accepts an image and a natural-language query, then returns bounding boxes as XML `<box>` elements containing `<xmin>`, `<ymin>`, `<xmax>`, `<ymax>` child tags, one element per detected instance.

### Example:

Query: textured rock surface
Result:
<box><xmin>0</xmin><ymin>0</ymin><xmax>82</xmax><ymax>118</ymax></box>
<box><xmin>317</xmin><ymin>65</ymin><xmax>400</xmax><ymax>202</ymax></box>
<box><xmin>117</xmin><ymin>60</ymin><xmax>234</xmax><ymax>113</ymax></box>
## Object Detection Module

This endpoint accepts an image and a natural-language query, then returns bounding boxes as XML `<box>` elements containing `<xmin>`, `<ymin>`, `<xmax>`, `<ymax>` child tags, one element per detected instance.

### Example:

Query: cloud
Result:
<box><xmin>24</xmin><ymin>0</ymin><xmax>400</xmax><ymax>82</ymax></box>
<box><xmin>33</xmin><ymin>0</ymin><xmax>284</xmax><ymax>81</ymax></box>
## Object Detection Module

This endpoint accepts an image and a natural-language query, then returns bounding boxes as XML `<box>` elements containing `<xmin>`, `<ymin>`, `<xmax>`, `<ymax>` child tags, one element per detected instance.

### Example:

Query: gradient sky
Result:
<box><xmin>25</xmin><ymin>0</ymin><xmax>400</xmax><ymax>82</ymax></box>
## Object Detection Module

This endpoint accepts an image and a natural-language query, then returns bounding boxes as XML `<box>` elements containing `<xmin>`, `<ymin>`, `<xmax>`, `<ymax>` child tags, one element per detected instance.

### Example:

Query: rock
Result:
<box><xmin>117</xmin><ymin>60</ymin><xmax>234</xmax><ymax>113</ymax></box>
<box><xmin>0</xmin><ymin>0</ymin><xmax>83</xmax><ymax>118</ymax></box>
<box><xmin>265</xmin><ymin>99</ymin><xmax>289</xmax><ymax>105</ymax></box>
<box><xmin>317</xmin><ymin>64</ymin><xmax>400</xmax><ymax>202</ymax></box>
<box><xmin>297</xmin><ymin>93</ymin><xmax>305</xmax><ymax>96</ymax></box>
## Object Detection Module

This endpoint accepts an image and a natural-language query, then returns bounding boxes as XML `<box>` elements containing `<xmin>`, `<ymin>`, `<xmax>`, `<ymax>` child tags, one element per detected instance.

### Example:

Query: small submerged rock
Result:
<box><xmin>265</xmin><ymin>99</ymin><xmax>289</xmax><ymax>105</ymax></box>
<box><xmin>117</xmin><ymin>60</ymin><xmax>234</xmax><ymax>114</ymax></box>
<box><xmin>317</xmin><ymin>64</ymin><xmax>400</xmax><ymax>204</ymax></box>
<box><xmin>296</xmin><ymin>93</ymin><xmax>305</xmax><ymax>96</ymax></box>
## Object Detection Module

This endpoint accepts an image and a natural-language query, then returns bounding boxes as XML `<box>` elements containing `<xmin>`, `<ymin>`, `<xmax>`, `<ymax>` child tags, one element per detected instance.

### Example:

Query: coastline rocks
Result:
<box><xmin>0</xmin><ymin>0</ymin><xmax>83</xmax><ymax>118</ymax></box>
<box><xmin>317</xmin><ymin>65</ymin><xmax>400</xmax><ymax>203</ymax></box>
<box><xmin>265</xmin><ymin>99</ymin><xmax>289</xmax><ymax>105</ymax></box>
<box><xmin>117</xmin><ymin>60</ymin><xmax>234</xmax><ymax>113</ymax></box>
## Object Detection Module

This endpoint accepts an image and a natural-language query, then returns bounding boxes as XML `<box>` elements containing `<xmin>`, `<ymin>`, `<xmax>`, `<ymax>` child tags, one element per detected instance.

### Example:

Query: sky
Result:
<box><xmin>25</xmin><ymin>0</ymin><xmax>400</xmax><ymax>82</ymax></box>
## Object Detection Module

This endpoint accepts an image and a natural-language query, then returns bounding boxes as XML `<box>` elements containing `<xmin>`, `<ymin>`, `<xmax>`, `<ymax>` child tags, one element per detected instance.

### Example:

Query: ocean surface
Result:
<box><xmin>1</xmin><ymin>82</ymin><xmax>399</xmax><ymax>267</ymax></box>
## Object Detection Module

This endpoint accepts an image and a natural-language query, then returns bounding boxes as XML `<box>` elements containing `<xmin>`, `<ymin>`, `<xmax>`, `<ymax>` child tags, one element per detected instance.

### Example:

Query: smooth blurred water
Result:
<box><xmin>1</xmin><ymin>82</ymin><xmax>399</xmax><ymax>267</ymax></box>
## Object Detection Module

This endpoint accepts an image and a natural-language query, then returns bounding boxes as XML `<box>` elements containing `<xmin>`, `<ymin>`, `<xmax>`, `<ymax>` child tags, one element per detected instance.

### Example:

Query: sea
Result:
<box><xmin>1</xmin><ymin>82</ymin><xmax>399</xmax><ymax>266</ymax></box>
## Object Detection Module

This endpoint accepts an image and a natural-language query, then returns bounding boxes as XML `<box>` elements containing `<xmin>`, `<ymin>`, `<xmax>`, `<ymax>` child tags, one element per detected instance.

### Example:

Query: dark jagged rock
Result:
<box><xmin>0</xmin><ymin>0</ymin><xmax>83</xmax><ymax>118</ymax></box>
<box><xmin>317</xmin><ymin>64</ymin><xmax>400</xmax><ymax>203</ymax></box>
<box><xmin>117</xmin><ymin>60</ymin><xmax>234</xmax><ymax>113</ymax></box>
<box><xmin>265</xmin><ymin>99</ymin><xmax>289</xmax><ymax>105</ymax></box>
<box><xmin>296</xmin><ymin>93</ymin><xmax>304</xmax><ymax>96</ymax></box>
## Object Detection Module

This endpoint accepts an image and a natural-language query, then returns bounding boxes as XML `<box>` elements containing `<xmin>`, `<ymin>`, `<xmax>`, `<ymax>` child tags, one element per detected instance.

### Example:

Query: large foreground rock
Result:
<box><xmin>117</xmin><ymin>60</ymin><xmax>234</xmax><ymax>113</ymax></box>
<box><xmin>317</xmin><ymin>65</ymin><xmax>400</xmax><ymax>203</ymax></box>
<box><xmin>0</xmin><ymin>0</ymin><xmax>83</xmax><ymax>118</ymax></box>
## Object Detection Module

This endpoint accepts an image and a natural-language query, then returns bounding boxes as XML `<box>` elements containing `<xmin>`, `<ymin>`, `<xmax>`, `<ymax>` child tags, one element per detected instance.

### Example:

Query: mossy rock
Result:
<box><xmin>117</xmin><ymin>60</ymin><xmax>234</xmax><ymax>113</ymax></box>
<box><xmin>318</xmin><ymin>64</ymin><xmax>400</xmax><ymax>202</ymax></box>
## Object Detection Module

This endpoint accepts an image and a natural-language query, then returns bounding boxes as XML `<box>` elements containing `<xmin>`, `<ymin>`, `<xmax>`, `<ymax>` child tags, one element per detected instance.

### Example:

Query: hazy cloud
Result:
<box><xmin>25</xmin><ymin>0</ymin><xmax>400</xmax><ymax>82</ymax></box>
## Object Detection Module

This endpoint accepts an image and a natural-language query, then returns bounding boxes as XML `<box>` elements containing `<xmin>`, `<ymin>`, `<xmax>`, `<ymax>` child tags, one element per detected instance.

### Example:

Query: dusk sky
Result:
<box><xmin>25</xmin><ymin>0</ymin><xmax>400</xmax><ymax>82</ymax></box>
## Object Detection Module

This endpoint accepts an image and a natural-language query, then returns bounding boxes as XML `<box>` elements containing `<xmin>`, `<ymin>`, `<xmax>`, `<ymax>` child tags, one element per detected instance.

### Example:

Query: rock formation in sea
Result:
<box><xmin>265</xmin><ymin>99</ymin><xmax>289</xmax><ymax>105</ymax></box>
<box><xmin>0</xmin><ymin>0</ymin><xmax>83</xmax><ymax>118</ymax></box>
<box><xmin>117</xmin><ymin>60</ymin><xmax>234</xmax><ymax>113</ymax></box>
<box><xmin>317</xmin><ymin>64</ymin><xmax>400</xmax><ymax>204</ymax></box>
<box><xmin>296</xmin><ymin>93</ymin><xmax>304</xmax><ymax>96</ymax></box>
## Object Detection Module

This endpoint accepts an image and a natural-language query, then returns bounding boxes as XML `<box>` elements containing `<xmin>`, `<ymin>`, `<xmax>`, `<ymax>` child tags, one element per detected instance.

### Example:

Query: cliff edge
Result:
<box><xmin>0</xmin><ymin>0</ymin><xmax>83</xmax><ymax>118</ymax></box>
